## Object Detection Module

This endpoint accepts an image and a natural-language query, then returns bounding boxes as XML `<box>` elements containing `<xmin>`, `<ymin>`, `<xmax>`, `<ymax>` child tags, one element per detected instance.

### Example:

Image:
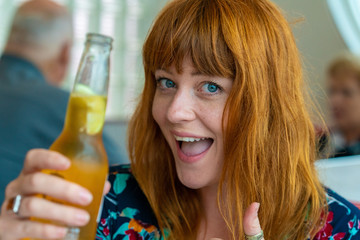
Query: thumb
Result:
<box><xmin>243</xmin><ymin>202</ymin><xmax>264</xmax><ymax>239</ymax></box>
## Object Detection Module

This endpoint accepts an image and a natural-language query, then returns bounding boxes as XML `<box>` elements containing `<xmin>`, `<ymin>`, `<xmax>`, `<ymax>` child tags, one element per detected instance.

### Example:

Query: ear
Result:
<box><xmin>52</xmin><ymin>41</ymin><xmax>71</xmax><ymax>86</ymax></box>
<box><xmin>59</xmin><ymin>41</ymin><xmax>71</xmax><ymax>68</ymax></box>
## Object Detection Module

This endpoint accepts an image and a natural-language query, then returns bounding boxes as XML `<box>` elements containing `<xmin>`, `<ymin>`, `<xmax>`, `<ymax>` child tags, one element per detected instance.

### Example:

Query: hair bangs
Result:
<box><xmin>143</xmin><ymin>0</ymin><xmax>235</xmax><ymax>79</ymax></box>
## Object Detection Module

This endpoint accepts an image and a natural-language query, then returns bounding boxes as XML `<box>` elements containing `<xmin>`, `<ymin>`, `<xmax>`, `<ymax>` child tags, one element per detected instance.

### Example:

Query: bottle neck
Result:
<box><xmin>63</xmin><ymin>33</ymin><xmax>112</xmax><ymax>137</ymax></box>
<box><xmin>72</xmin><ymin>42</ymin><xmax>111</xmax><ymax>96</ymax></box>
<box><xmin>63</xmin><ymin>92</ymin><xmax>107</xmax><ymax>137</ymax></box>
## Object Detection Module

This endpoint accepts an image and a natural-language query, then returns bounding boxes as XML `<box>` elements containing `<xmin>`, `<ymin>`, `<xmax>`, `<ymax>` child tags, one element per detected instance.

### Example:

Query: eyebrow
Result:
<box><xmin>191</xmin><ymin>70</ymin><xmax>203</xmax><ymax>76</ymax></box>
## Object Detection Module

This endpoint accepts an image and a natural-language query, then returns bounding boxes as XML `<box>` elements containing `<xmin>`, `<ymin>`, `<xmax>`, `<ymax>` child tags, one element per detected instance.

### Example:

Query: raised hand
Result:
<box><xmin>243</xmin><ymin>202</ymin><xmax>264</xmax><ymax>240</ymax></box>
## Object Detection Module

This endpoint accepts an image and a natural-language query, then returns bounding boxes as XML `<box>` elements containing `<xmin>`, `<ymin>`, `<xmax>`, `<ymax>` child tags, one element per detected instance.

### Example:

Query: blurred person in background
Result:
<box><xmin>326</xmin><ymin>53</ymin><xmax>360</xmax><ymax>157</ymax></box>
<box><xmin>0</xmin><ymin>0</ymin><xmax>126</xmax><ymax>204</ymax></box>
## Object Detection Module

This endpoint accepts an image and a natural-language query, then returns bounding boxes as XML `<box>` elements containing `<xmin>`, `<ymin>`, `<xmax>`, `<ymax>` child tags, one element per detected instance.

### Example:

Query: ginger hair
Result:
<box><xmin>128</xmin><ymin>0</ymin><xmax>327</xmax><ymax>239</ymax></box>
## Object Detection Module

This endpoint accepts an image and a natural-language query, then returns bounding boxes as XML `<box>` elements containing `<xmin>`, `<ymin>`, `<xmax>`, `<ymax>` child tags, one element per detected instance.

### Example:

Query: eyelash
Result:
<box><xmin>156</xmin><ymin>77</ymin><xmax>175</xmax><ymax>89</ymax></box>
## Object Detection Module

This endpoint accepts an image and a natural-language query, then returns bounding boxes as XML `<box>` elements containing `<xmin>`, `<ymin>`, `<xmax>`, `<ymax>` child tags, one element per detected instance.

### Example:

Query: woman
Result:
<box><xmin>1</xmin><ymin>0</ymin><xmax>360</xmax><ymax>239</ymax></box>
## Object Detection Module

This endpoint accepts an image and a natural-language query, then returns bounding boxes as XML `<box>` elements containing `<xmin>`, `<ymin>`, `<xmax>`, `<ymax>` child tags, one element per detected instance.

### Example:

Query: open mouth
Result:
<box><xmin>175</xmin><ymin>136</ymin><xmax>214</xmax><ymax>157</ymax></box>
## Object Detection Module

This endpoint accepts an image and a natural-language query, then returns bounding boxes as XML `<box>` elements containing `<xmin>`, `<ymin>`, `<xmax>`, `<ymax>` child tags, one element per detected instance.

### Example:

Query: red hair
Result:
<box><xmin>128</xmin><ymin>0</ymin><xmax>326</xmax><ymax>239</ymax></box>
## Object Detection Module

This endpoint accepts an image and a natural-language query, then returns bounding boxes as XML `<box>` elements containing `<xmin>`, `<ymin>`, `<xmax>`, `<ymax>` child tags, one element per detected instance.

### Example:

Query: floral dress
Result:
<box><xmin>96</xmin><ymin>165</ymin><xmax>360</xmax><ymax>240</ymax></box>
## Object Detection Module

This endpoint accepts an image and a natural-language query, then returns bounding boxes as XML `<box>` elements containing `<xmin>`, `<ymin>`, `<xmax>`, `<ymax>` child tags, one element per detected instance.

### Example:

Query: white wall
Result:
<box><xmin>273</xmin><ymin>0</ymin><xmax>348</xmax><ymax>119</ymax></box>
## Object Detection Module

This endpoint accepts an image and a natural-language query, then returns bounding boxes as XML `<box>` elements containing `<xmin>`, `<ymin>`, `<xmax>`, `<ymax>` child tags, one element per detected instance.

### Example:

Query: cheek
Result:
<box><xmin>200</xmin><ymin>103</ymin><xmax>225</xmax><ymax>135</ymax></box>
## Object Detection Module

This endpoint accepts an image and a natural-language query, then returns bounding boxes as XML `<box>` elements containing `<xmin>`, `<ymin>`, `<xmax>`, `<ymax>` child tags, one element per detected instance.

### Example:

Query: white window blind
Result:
<box><xmin>0</xmin><ymin>0</ymin><xmax>168</xmax><ymax>120</ymax></box>
<box><xmin>327</xmin><ymin>0</ymin><xmax>360</xmax><ymax>55</ymax></box>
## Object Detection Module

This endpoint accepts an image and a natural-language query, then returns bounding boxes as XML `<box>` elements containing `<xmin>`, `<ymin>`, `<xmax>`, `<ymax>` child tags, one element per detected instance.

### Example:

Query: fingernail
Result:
<box><xmin>75</xmin><ymin>212</ymin><xmax>90</xmax><ymax>225</ymax></box>
<box><xmin>79</xmin><ymin>190</ymin><xmax>93</xmax><ymax>204</ymax></box>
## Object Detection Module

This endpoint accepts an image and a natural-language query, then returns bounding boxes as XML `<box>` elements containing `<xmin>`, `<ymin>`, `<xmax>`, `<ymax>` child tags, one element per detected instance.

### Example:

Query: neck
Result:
<box><xmin>4</xmin><ymin>43</ymin><xmax>64</xmax><ymax>87</ymax></box>
<box><xmin>197</xmin><ymin>185</ymin><xmax>229</xmax><ymax>240</ymax></box>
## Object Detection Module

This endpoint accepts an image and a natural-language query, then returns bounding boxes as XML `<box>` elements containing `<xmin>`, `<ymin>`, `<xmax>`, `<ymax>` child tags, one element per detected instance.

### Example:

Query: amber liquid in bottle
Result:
<box><xmin>48</xmin><ymin>93</ymin><xmax>108</xmax><ymax>239</ymax></box>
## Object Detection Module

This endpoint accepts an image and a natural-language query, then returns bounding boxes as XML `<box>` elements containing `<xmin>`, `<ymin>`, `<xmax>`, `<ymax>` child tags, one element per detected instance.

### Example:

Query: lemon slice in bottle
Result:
<box><xmin>72</xmin><ymin>84</ymin><xmax>107</xmax><ymax>135</ymax></box>
<box><xmin>74</xmin><ymin>83</ymin><xmax>95</xmax><ymax>95</ymax></box>
<box><xmin>85</xmin><ymin>95</ymin><xmax>106</xmax><ymax>135</ymax></box>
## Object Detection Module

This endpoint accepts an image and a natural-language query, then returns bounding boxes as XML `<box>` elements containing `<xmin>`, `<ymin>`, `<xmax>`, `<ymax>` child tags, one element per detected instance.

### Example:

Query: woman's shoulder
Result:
<box><xmin>313</xmin><ymin>187</ymin><xmax>360</xmax><ymax>239</ymax></box>
<box><xmin>96</xmin><ymin>164</ymin><xmax>163</xmax><ymax>239</ymax></box>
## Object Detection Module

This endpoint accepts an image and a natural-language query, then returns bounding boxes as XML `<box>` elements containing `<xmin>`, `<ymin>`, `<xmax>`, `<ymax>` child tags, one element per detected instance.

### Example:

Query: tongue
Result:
<box><xmin>181</xmin><ymin>139</ymin><xmax>213</xmax><ymax>156</ymax></box>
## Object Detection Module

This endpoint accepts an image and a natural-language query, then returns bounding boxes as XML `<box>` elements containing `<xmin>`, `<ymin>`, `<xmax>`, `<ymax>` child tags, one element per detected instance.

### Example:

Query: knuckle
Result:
<box><xmin>20</xmin><ymin>221</ymin><xmax>32</xmax><ymax>237</ymax></box>
<box><xmin>22</xmin><ymin>197</ymin><xmax>37</xmax><ymax>214</ymax></box>
<box><xmin>27</xmin><ymin>172</ymin><xmax>43</xmax><ymax>189</ymax></box>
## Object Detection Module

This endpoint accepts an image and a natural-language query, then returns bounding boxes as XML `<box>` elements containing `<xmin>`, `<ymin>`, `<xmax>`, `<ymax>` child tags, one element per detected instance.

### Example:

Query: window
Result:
<box><xmin>327</xmin><ymin>0</ymin><xmax>360</xmax><ymax>55</ymax></box>
<box><xmin>0</xmin><ymin>0</ymin><xmax>168</xmax><ymax>120</ymax></box>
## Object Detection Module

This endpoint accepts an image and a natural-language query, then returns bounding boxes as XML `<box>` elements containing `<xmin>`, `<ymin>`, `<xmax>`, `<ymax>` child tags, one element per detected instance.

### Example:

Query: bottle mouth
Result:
<box><xmin>86</xmin><ymin>33</ymin><xmax>113</xmax><ymax>46</ymax></box>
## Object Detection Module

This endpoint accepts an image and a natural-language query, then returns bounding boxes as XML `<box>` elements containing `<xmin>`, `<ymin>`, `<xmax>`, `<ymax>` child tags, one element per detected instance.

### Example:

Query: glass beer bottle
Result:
<box><xmin>36</xmin><ymin>33</ymin><xmax>113</xmax><ymax>240</ymax></box>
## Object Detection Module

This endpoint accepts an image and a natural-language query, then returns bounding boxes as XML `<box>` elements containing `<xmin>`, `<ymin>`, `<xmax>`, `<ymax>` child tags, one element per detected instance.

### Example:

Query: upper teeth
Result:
<box><xmin>174</xmin><ymin>136</ymin><xmax>207</xmax><ymax>142</ymax></box>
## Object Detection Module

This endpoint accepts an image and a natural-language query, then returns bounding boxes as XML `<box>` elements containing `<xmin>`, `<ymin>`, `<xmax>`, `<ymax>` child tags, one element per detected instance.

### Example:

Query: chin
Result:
<box><xmin>175</xmin><ymin>166</ymin><xmax>218</xmax><ymax>190</ymax></box>
<box><xmin>175</xmin><ymin>169</ymin><xmax>201</xmax><ymax>189</ymax></box>
<box><xmin>179</xmin><ymin>178</ymin><xmax>206</xmax><ymax>190</ymax></box>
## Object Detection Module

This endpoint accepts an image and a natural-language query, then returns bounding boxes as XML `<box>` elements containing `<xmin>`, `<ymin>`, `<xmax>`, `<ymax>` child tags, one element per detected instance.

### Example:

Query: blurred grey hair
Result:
<box><xmin>7</xmin><ymin>7</ymin><xmax>72</xmax><ymax>48</ymax></box>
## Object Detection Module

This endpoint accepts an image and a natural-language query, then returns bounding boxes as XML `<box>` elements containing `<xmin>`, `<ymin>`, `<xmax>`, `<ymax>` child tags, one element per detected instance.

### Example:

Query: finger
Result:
<box><xmin>103</xmin><ymin>181</ymin><xmax>111</xmax><ymax>195</ymax></box>
<box><xmin>15</xmin><ymin>196</ymin><xmax>90</xmax><ymax>227</ymax></box>
<box><xmin>23</xmin><ymin>149</ymin><xmax>70</xmax><ymax>174</ymax></box>
<box><xmin>5</xmin><ymin>172</ymin><xmax>93</xmax><ymax>206</ymax></box>
<box><xmin>243</xmin><ymin>202</ymin><xmax>263</xmax><ymax>238</ymax></box>
<box><xmin>0</xmin><ymin>217</ymin><xmax>67</xmax><ymax>240</ymax></box>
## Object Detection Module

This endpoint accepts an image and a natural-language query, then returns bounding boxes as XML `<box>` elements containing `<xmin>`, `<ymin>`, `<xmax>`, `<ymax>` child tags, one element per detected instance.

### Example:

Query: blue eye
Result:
<box><xmin>158</xmin><ymin>78</ymin><xmax>175</xmax><ymax>88</ymax></box>
<box><xmin>203</xmin><ymin>82</ymin><xmax>219</xmax><ymax>93</ymax></box>
<box><xmin>156</xmin><ymin>78</ymin><xmax>176</xmax><ymax>89</ymax></box>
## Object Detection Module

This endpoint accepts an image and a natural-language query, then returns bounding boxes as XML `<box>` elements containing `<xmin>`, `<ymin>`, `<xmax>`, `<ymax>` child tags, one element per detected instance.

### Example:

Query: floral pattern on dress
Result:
<box><xmin>313</xmin><ymin>190</ymin><xmax>360</xmax><ymax>240</ymax></box>
<box><xmin>96</xmin><ymin>165</ymin><xmax>360</xmax><ymax>240</ymax></box>
<box><xmin>95</xmin><ymin>165</ymin><xmax>163</xmax><ymax>240</ymax></box>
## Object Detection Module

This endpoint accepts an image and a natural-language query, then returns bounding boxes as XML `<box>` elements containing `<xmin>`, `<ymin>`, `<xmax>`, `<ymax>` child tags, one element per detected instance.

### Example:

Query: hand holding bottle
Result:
<box><xmin>0</xmin><ymin>149</ymin><xmax>110</xmax><ymax>240</ymax></box>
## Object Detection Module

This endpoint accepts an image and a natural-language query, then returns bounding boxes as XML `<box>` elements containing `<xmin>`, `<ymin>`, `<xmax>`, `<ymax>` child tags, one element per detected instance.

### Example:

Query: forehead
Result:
<box><xmin>329</xmin><ymin>74</ymin><xmax>359</xmax><ymax>86</ymax></box>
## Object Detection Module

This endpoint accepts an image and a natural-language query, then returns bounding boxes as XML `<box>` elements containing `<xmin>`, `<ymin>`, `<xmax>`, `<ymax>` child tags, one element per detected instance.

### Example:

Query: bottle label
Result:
<box><xmin>64</xmin><ymin>227</ymin><xmax>80</xmax><ymax>240</ymax></box>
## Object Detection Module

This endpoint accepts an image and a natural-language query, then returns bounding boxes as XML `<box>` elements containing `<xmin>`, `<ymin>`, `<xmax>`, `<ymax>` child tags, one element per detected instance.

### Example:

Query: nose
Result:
<box><xmin>166</xmin><ymin>90</ymin><xmax>196</xmax><ymax>123</ymax></box>
<box><xmin>329</xmin><ymin>91</ymin><xmax>342</xmax><ymax>108</ymax></box>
